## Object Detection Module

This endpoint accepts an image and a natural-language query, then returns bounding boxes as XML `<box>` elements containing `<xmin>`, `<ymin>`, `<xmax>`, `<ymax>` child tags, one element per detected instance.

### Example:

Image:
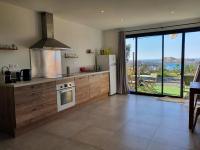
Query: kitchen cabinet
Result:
<box><xmin>75</xmin><ymin>72</ymin><xmax>109</xmax><ymax>105</ymax></box>
<box><xmin>0</xmin><ymin>71</ymin><xmax>109</xmax><ymax>137</ymax></box>
<box><xmin>89</xmin><ymin>74</ymin><xmax>101</xmax><ymax>98</ymax></box>
<box><xmin>73</xmin><ymin>72</ymin><xmax>110</xmax><ymax>105</ymax></box>
<box><xmin>14</xmin><ymin>81</ymin><xmax>57</xmax><ymax>129</ymax></box>
<box><xmin>0</xmin><ymin>81</ymin><xmax>57</xmax><ymax>136</ymax></box>
<box><xmin>75</xmin><ymin>76</ymin><xmax>90</xmax><ymax>104</ymax></box>
<box><xmin>56</xmin><ymin>77</ymin><xmax>74</xmax><ymax>84</ymax></box>
<box><xmin>89</xmin><ymin>72</ymin><xmax>109</xmax><ymax>99</ymax></box>
<box><xmin>101</xmin><ymin>73</ymin><xmax>109</xmax><ymax>94</ymax></box>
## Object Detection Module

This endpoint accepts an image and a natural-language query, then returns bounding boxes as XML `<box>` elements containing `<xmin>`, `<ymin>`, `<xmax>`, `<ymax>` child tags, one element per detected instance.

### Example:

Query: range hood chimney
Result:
<box><xmin>30</xmin><ymin>12</ymin><xmax>71</xmax><ymax>50</ymax></box>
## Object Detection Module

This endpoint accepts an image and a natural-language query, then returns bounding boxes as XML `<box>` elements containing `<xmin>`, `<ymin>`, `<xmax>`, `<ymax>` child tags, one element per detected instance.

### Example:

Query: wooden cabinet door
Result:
<box><xmin>14</xmin><ymin>84</ymin><xmax>42</xmax><ymax>128</ymax></box>
<box><xmin>101</xmin><ymin>73</ymin><xmax>109</xmax><ymax>95</ymax></box>
<box><xmin>89</xmin><ymin>74</ymin><xmax>101</xmax><ymax>99</ymax></box>
<box><xmin>56</xmin><ymin>77</ymin><xmax>74</xmax><ymax>84</ymax></box>
<box><xmin>14</xmin><ymin>81</ymin><xmax>57</xmax><ymax>128</ymax></box>
<box><xmin>31</xmin><ymin>82</ymin><xmax>57</xmax><ymax>123</ymax></box>
<box><xmin>75</xmin><ymin>76</ymin><xmax>90</xmax><ymax>104</ymax></box>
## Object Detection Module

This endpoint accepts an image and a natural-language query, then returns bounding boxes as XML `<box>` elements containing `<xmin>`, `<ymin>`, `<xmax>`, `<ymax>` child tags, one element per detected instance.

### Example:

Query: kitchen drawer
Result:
<box><xmin>15</xmin><ymin>81</ymin><xmax>55</xmax><ymax>93</ymax></box>
<box><xmin>42</xmin><ymin>81</ymin><xmax>56</xmax><ymax>89</ymax></box>
<box><xmin>89</xmin><ymin>74</ymin><xmax>102</xmax><ymax>83</ymax></box>
<box><xmin>15</xmin><ymin>91</ymin><xmax>41</xmax><ymax>105</ymax></box>
<box><xmin>101</xmin><ymin>73</ymin><xmax>109</xmax><ymax>80</ymax></box>
<box><xmin>75</xmin><ymin>76</ymin><xmax>89</xmax><ymax>88</ymax></box>
<box><xmin>15</xmin><ymin>81</ymin><xmax>57</xmax><ymax>129</ymax></box>
<box><xmin>56</xmin><ymin>77</ymin><xmax>74</xmax><ymax>84</ymax></box>
<box><xmin>15</xmin><ymin>99</ymin><xmax>57</xmax><ymax>129</ymax></box>
<box><xmin>15</xmin><ymin>83</ymin><xmax>43</xmax><ymax>93</ymax></box>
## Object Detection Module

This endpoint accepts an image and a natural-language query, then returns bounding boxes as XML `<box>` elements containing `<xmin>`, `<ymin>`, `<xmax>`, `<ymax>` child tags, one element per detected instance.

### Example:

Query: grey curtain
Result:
<box><xmin>117</xmin><ymin>31</ymin><xmax>128</xmax><ymax>94</ymax></box>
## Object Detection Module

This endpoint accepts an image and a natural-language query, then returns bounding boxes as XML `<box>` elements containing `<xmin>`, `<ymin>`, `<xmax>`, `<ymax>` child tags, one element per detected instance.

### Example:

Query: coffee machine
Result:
<box><xmin>20</xmin><ymin>69</ymin><xmax>32</xmax><ymax>81</ymax></box>
<box><xmin>1</xmin><ymin>65</ymin><xmax>32</xmax><ymax>83</ymax></box>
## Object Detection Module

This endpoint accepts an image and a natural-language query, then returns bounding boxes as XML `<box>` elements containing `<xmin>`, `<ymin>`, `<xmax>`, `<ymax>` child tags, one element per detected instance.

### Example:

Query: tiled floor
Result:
<box><xmin>1</xmin><ymin>94</ymin><xmax>200</xmax><ymax>150</ymax></box>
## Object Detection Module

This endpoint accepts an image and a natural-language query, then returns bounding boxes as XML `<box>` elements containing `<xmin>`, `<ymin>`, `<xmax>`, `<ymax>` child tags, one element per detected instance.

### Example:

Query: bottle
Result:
<box><xmin>66</xmin><ymin>66</ymin><xmax>70</xmax><ymax>76</ymax></box>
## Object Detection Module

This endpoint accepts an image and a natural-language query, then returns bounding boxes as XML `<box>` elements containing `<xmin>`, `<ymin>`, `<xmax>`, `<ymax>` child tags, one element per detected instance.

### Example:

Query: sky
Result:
<box><xmin>126</xmin><ymin>31</ymin><xmax>200</xmax><ymax>60</ymax></box>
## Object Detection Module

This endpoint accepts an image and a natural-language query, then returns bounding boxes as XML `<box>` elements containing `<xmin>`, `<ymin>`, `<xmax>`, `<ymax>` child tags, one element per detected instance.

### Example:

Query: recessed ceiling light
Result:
<box><xmin>99</xmin><ymin>10</ymin><xmax>105</xmax><ymax>14</ymax></box>
<box><xmin>170</xmin><ymin>10</ymin><xmax>175</xmax><ymax>14</ymax></box>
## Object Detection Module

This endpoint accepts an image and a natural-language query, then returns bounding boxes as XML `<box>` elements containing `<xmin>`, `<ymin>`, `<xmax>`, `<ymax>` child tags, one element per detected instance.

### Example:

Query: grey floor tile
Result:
<box><xmin>1</xmin><ymin>94</ymin><xmax>200</xmax><ymax>150</ymax></box>
<box><xmin>71</xmin><ymin>126</ymin><xmax>150</xmax><ymax>150</ymax></box>
<box><xmin>54</xmin><ymin>139</ymin><xmax>101</xmax><ymax>150</ymax></box>
<box><xmin>5</xmin><ymin>132</ymin><xmax>64</xmax><ymax>150</ymax></box>
<box><xmin>37</xmin><ymin>118</ymin><xmax>91</xmax><ymax>138</ymax></box>
<box><xmin>89</xmin><ymin>115</ymin><xmax>126</xmax><ymax>132</ymax></box>
<box><xmin>71</xmin><ymin>126</ymin><xmax>115</xmax><ymax>148</ymax></box>
<box><xmin>147</xmin><ymin>141</ymin><xmax>193</xmax><ymax>150</ymax></box>
<box><xmin>117</xmin><ymin>120</ymin><xmax>158</xmax><ymax>139</ymax></box>
<box><xmin>152</xmin><ymin>127</ymin><xmax>200</xmax><ymax>149</ymax></box>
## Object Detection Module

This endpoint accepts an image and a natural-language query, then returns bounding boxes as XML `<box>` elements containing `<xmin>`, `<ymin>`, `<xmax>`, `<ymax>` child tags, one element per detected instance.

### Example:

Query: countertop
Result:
<box><xmin>0</xmin><ymin>71</ymin><xmax>109</xmax><ymax>88</ymax></box>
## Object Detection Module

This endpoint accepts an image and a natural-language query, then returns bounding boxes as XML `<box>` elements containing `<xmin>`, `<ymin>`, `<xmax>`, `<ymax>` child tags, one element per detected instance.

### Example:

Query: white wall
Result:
<box><xmin>0</xmin><ymin>2</ymin><xmax>102</xmax><ymax>72</ymax></box>
<box><xmin>103</xmin><ymin>29</ymin><xmax>119</xmax><ymax>55</ymax></box>
<box><xmin>54</xmin><ymin>16</ymin><xmax>102</xmax><ymax>73</ymax></box>
<box><xmin>0</xmin><ymin>2</ymin><xmax>40</xmax><ymax>70</ymax></box>
<box><xmin>103</xmin><ymin>18</ymin><xmax>200</xmax><ymax>56</ymax></box>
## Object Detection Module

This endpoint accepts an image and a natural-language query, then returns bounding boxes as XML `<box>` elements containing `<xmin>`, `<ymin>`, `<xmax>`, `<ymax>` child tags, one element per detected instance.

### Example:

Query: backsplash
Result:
<box><xmin>61</xmin><ymin>51</ymin><xmax>95</xmax><ymax>74</ymax></box>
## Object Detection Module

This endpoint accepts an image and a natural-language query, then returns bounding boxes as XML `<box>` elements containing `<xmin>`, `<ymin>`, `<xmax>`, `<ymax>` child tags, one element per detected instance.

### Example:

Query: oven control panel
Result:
<box><xmin>56</xmin><ymin>81</ymin><xmax>75</xmax><ymax>90</ymax></box>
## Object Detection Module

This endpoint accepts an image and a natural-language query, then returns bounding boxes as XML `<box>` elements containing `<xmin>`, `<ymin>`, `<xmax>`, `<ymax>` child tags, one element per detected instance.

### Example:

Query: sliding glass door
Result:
<box><xmin>125</xmin><ymin>38</ymin><xmax>136</xmax><ymax>92</ymax></box>
<box><xmin>137</xmin><ymin>36</ymin><xmax>162</xmax><ymax>94</ymax></box>
<box><xmin>184</xmin><ymin>31</ymin><xmax>200</xmax><ymax>97</ymax></box>
<box><xmin>163</xmin><ymin>33</ymin><xmax>182</xmax><ymax>97</ymax></box>
<box><xmin>126</xmin><ymin>29</ymin><xmax>200</xmax><ymax>98</ymax></box>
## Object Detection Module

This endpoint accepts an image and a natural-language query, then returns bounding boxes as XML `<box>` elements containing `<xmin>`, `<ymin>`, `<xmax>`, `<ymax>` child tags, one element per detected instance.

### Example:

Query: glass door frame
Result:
<box><xmin>127</xmin><ymin>27</ymin><xmax>200</xmax><ymax>98</ymax></box>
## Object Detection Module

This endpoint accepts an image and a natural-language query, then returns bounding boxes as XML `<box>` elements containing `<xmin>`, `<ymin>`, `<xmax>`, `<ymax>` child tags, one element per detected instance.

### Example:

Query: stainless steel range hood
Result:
<box><xmin>30</xmin><ymin>12</ymin><xmax>71</xmax><ymax>50</ymax></box>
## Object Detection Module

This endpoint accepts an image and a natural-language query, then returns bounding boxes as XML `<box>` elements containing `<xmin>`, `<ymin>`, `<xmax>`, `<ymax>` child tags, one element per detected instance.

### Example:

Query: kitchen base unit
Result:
<box><xmin>0</xmin><ymin>71</ymin><xmax>110</xmax><ymax>137</ymax></box>
<box><xmin>0</xmin><ymin>81</ymin><xmax>57</xmax><ymax>137</ymax></box>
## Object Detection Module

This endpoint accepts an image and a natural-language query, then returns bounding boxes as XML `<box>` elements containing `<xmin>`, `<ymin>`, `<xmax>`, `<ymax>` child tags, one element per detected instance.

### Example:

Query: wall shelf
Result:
<box><xmin>64</xmin><ymin>56</ymin><xmax>79</xmax><ymax>58</ymax></box>
<box><xmin>64</xmin><ymin>52</ymin><xmax>78</xmax><ymax>58</ymax></box>
<box><xmin>0</xmin><ymin>44</ymin><xmax>18</xmax><ymax>50</ymax></box>
<box><xmin>0</xmin><ymin>48</ymin><xmax>18</xmax><ymax>50</ymax></box>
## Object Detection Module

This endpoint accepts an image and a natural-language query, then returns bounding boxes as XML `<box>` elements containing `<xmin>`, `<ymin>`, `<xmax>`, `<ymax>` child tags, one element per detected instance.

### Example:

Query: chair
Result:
<box><xmin>193</xmin><ymin>64</ymin><xmax>200</xmax><ymax>108</ymax></box>
<box><xmin>192</xmin><ymin>107</ymin><xmax>200</xmax><ymax>132</ymax></box>
<box><xmin>184</xmin><ymin>75</ymin><xmax>194</xmax><ymax>98</ymax></box>
<box><xmin>192</xmin><ymin>64</ymin><xmax>200</xmax><ymax>131</ymax></box>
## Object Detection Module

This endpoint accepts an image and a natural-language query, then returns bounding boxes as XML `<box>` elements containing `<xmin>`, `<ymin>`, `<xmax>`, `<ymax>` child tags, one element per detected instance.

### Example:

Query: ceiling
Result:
<box><xmin>2</xmin><ymin>0</ymin><xmax>200</xmax><ymax>30</ymax></box>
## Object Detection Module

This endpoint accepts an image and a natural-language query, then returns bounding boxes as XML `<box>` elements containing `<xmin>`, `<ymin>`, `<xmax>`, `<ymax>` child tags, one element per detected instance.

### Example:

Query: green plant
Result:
<box><xmin>185</xmin><ymin>64</ymin><xmax>196</xmax><ymax>75</ymax></box>
<box><xmin>125</xmin><ymin>44</ymin><xmax>131</xmax><ymax>62</ymax></box>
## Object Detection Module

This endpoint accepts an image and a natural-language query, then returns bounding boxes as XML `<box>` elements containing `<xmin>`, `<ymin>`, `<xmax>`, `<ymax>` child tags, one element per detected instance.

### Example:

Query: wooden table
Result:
<box><xmin>189</xmin><ymin>82</ymin><xmax>200</xmax><ymax>129</ymax></box>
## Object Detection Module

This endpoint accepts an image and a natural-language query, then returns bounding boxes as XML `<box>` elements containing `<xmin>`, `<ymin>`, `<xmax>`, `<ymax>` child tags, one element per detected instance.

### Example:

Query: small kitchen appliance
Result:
<box><xmin>20</xmin><ymin>69</ymin><xmax>31</xmax><ymax>81</ymax></box>
<box><xmin>4</xmin><ymin>70</ymin><xmax>12</xmax><ymax>83</ymax></box>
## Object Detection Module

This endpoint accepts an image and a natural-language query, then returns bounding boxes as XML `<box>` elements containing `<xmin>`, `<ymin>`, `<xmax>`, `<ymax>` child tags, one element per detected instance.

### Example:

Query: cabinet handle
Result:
<box><xmin>32</xmin><ymin>108</ymin><xmax>37</xmax><ymax>111</ymax></box>
<box><xmin>77</xmin><ymin>76</ymin><xmax>87</xmax><ymax>80</ymax></box>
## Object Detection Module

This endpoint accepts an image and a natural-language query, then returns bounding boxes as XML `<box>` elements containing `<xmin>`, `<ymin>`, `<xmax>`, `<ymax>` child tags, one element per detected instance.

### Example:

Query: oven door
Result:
<box><xmin>57</xmin><ymin>87</ymin><xmax>75</xmax><ymax>112</ymax></box>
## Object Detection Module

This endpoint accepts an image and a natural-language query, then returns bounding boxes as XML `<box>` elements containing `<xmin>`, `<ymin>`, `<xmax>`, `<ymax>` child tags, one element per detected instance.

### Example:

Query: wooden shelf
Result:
<box><xmin>64</xmin><ymin>56</ymin><xmax>79</xmax><ymax>58</ymax></box>
<box><xmin>0</xmin><ymin>44</ymin><xmax>18</xmax><ymax>50</ymax></box>
<box><xmin>0</xmin><ymin>48</ymin><xmax>18</xmax><ymax>50</ymax></box>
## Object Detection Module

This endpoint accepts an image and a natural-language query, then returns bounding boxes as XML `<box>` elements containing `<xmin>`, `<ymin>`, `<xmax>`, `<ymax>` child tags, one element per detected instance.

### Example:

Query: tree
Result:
<box><xmin>174</xmin><ymin>64</ymin><xmax>181</xmax><ymax>77</ymax></box>
<box><xmin>185</xmin><ymin>64</ymin><xmax>196</xmax><ymax>75</ymax></box>
<box><xmin>125</xmin><ymin>44</ymin><xmax>131</xmax><ymax>62</ymax></box>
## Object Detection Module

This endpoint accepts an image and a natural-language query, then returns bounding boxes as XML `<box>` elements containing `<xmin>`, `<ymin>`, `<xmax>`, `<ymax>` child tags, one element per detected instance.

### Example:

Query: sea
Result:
<box><xmin>165</xmin><ymin>63</ymin><xmax>181</xmax><ymax>70</ymax></box>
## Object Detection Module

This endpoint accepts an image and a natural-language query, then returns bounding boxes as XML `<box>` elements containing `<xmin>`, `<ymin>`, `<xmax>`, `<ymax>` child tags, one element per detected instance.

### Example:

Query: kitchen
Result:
<box><xmin>0</xmin><ymin>3</ymin><xmax>116</xmax><ymax>137</ymax></box>
<box><xmin>1</xmin><ymin>1</ymin><xmax>200</xmax><ymax>150</ymax></box>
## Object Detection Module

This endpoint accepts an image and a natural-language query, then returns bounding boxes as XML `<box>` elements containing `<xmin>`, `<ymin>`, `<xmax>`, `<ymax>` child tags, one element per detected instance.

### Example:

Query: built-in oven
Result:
<box><xmin>56</xmin><ymin>81</ymin><xmax>76</xmax><ymax>112</ymax></box>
